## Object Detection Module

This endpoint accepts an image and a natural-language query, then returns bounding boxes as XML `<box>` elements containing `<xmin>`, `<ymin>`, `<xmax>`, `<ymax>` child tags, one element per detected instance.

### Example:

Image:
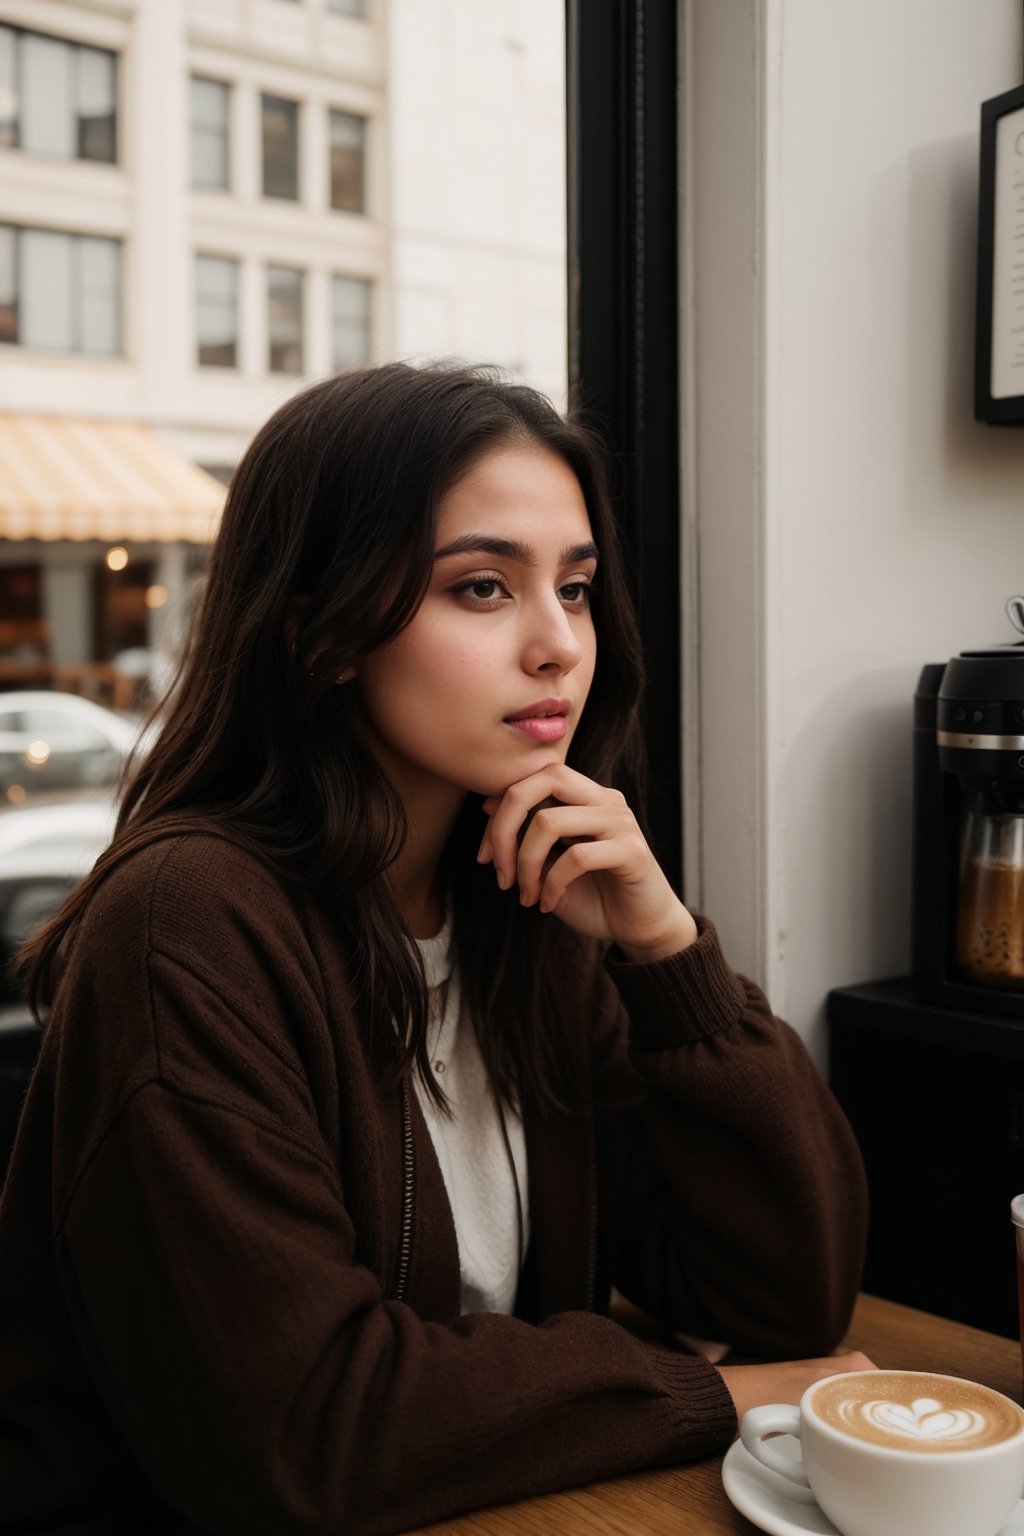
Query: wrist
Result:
<box><xmin>617</xmin><ymin>906</ymin><xmax>698</xmax><ymax>963</ymax></box>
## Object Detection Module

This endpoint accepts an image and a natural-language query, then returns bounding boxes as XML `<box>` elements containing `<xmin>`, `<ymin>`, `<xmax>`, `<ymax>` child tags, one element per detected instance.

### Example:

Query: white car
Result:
<box><xmin>0</xmin><ymin>797</ymin><xmax>117</xmax><ymax>1001</ymax></box>
<box><xmin>0</xmin><ymin>692</ymin><xmax>142</xmax><ymax>798</ymax></box>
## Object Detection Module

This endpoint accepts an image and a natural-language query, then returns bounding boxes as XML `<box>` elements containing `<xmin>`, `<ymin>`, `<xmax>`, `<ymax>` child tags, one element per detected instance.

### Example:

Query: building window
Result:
<box><xmin>327</xmin><ymin>0</ymin><xmax>368</xmax><ymax>16</ymax></box>
<box><xmin>191</xmin><ymin>76</ymin><xmax>230</xmax><ymax>190</ymax></box>
<box><xmin>267</xmin><ymin>265</ymin><xmax>303</xmax><ymax>374</ymax></box>
<box><xmin>0</xmin><ymin>224</ymin><xmax>121</xmax><ymax>355</ymax></box>
<box><xmin>0</xmin><ymin>226</ymin><xmax>15</xmax><ymax>344</ymax></box>
<box><xmin>0</xmin><ymin>566</ymin><xmax>44</xmax><ymax>661</ymax></box>
<box><xmin>0</xmin><ymin>24</ymin><xmax>116</xmax><ymax>163</ymax></box>
<box><xmin>0</xmin><ymin>29</ymin><xmax>15</xmax><ymax>148</ymax></box>
<box><xmin>332</xmin><ymin>276</ymin><xmax>372</xmax><ymax>371</ymax></box>
<box><xmin>262</xmin><ymin>94</ymin><xmax>299</xmax><ymax>201</ymax></box>
<box><xmin>196</xmin><ymin>255</ymin><xmax>238</xmax><ymax>367</ymax></box>
<box><xmin>329</xmin><ymin>110</ymin><xmax>366</xmax><ymax>213</ymax></box>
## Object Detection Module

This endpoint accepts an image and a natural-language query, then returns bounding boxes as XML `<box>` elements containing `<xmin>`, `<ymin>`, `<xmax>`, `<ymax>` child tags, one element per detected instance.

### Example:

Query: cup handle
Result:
<box><xmin>739</xmin><ymin>1404</ymin><xmax>818</xmax><ymax>1503</ymax></box>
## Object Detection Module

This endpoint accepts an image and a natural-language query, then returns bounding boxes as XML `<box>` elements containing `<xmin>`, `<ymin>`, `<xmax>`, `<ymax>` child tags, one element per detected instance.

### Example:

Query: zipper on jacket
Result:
<box><xmin>395</xmin><ymin>1076</ymin><xmax>415</xmax><ymax>1302</ymax></box>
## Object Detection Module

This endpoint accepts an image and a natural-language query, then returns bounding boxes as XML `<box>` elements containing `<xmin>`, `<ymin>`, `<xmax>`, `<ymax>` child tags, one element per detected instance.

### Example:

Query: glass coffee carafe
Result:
<box><xmin>956</xmin><ymin>793</ymin><xmax>1024</xmax><ymax>991</ymax></box>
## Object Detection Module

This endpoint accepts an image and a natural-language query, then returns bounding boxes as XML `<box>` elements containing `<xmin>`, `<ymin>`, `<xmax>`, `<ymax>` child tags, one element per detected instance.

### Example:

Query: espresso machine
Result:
<box><xmin>913</xmin><ymin>597</ymin><xmax>1024</xmax><ymax>1021</ymax></box>
<box><xmin>829</xmin><ymin>600</ymin><xmax>1024</xmax><ymax>1340</ymax></box>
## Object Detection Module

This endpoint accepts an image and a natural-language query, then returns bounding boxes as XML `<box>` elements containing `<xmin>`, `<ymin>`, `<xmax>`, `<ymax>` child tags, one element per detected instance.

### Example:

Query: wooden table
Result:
<box><xmin>412</xmin><ymin>1294</ymin><xmax>1022</xmax><ymax>1534</ymax></box>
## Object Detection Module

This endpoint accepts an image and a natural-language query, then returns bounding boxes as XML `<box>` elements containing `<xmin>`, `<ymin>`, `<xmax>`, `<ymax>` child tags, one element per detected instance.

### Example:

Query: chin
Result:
<box><xmin>462</xmin><ymin>755</ymin><xmax>568</xmax><ymax>800</ymax></box>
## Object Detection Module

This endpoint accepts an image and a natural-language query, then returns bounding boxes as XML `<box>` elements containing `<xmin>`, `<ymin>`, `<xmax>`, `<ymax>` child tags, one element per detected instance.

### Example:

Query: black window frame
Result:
<box><xmin>566</xmin><ymin>0</ymin><xmax>682</xmax><ymax>890</ymax></box>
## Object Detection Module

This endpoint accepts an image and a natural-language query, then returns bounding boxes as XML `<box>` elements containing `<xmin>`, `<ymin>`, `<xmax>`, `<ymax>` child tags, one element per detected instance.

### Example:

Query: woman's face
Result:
<box><xmin>355</xmin><ymin>442</ymin><xmax>598</xmax><ymax>803</ymax></box>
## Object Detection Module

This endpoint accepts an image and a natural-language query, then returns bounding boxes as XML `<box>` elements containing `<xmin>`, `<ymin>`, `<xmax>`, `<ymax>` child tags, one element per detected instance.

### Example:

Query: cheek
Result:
<box><xmin>359</xmin><ymin>623</ymin><xmax>491</xmax><ymax>723</ymax></box>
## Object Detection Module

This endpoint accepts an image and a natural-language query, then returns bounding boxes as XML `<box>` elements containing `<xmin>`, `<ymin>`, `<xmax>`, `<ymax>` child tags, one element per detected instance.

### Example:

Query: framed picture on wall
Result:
<box><xmin>976</xmin><ymin>83</ymin><xmax>1024</xmax><ymax>424</ymax></box>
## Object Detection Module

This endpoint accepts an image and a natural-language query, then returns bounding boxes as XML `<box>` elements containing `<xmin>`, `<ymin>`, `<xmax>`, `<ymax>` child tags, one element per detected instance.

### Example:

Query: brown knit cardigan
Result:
<box><xmin>0</xmin><ymin>833</ymin><xmax>867</xmax><ymax>1534</ymax></box>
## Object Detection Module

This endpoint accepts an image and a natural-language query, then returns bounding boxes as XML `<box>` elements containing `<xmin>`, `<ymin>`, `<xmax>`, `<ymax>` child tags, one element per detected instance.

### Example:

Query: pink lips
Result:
<box><xmin>503</xmin><ymin>697</ymin><xmax>571</xmax><ymax>743</ymax></box>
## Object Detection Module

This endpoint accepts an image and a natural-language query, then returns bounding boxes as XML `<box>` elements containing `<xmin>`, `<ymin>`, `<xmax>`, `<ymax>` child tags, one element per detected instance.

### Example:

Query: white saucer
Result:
<box><xmin>721</xmin><ymin>1434</ymin><xmax>1024</xmax><ymax>1536</ymax></box>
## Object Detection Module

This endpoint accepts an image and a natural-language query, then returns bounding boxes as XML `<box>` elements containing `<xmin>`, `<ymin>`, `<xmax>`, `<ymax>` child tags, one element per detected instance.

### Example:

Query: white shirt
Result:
<box><xmin>412</xmin><ymin>914</ymin><xmax>530</xmax><ymax>1315</ymax></box>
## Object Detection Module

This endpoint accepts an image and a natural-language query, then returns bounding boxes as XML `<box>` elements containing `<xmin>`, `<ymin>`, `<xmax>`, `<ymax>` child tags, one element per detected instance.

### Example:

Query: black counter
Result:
<box><xmin>828</xmin><ymin>979</ymin><xmax>1024</xmax><ymax>1338</ymax></box>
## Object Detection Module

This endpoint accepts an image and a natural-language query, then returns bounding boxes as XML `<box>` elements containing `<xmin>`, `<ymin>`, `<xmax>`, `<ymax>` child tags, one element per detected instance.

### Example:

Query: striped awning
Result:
<box><xmin>0</xmin><ymin>416</ymin><xmax>226</xmax><ymax>542</ymax></box>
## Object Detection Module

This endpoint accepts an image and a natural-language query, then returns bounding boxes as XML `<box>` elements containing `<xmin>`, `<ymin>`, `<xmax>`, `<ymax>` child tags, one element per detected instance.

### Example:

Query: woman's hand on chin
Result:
<box><xmin>477</xmin><ymin>764</ymin><xmax>697</xmax><ymax>961</ymax></box>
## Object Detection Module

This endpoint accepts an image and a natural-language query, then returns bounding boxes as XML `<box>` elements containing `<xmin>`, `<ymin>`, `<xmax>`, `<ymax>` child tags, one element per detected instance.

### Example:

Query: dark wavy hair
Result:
<box><xmin>18</xmin><ymin>362</ymin><xmax>646</xmax><ymax>1116</ymax></box>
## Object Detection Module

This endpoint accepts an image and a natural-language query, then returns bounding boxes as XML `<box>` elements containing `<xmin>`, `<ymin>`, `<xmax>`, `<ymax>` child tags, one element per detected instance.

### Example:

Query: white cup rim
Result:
<box><xmin>801</xmin><ymin>1370</ymin><xmax>1024</xmax><ymax>1459</ymax></box>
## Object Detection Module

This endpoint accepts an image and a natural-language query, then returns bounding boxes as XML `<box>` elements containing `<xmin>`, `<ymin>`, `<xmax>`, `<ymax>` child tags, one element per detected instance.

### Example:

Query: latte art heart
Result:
<box><xmin>811</xmin><ymin>1372</ymin><xmax>1024</xmax><ymax>1454</ymax></box>
<box><xmin>864</xmin><ymin>1398</ymin><xmax>983</xmax><ymax>1442</ymax></box>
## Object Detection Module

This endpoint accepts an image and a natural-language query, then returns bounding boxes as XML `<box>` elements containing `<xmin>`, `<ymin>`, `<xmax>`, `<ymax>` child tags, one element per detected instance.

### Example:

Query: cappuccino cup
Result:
<box><xmin>740</xmin><ymin>1369</ymin><xmax>1024</xmax><ymax>1536</ymax></box>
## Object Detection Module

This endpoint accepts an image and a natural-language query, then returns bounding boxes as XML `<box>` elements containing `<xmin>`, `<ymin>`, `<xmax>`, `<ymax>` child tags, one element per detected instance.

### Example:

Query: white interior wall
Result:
<box><xmin>686</xmin><ymin>0</ymin><xmax>1024</xmax><ymax>1063</ymax></box>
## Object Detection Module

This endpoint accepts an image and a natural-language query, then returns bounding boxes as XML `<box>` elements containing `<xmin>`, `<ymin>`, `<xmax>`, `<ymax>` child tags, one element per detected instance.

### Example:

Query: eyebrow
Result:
<box><xmin>433</xmin><ymin>535</ymin><xmax>599</xmax><ymax>566</ymax></box>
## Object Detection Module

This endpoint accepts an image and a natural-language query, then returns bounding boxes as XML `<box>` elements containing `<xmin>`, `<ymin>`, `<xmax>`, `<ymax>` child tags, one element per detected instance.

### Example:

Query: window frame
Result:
<box><xmin>195</xmin><ymin>251</ymin><xmax>240</xmax><ymax>369</ymax></box>
<box><xmin>0</xmin><ymin>222</ymin><xmax>123</xmax><ymax>357</ymax></box>
<box><xmin>566</xmin><ymin>0</ymin><xmax>682</xmax><ymax>889</ymax></box>
<box><xmin>0</xmin><ymin>21</ymin><xmax>118</xmax><ymax>165</ymax></box>
<box><xmin>260</xmin><ymin>92</ymin><xmax>301</xmax><ymax>203</ymax></box>
<box><xmin>190</xmin><ymin>74</ymin><xmax>232</xmax><ymax>193</ymax></box>
<box><xmin>328</xmin><ymin>107</ymin><xmax>368</xmax><ymax>215</ymax></box>
<box><xmin>330</xmin><ymin>273</ymin><xmax>373</xmax><ymax>371</ymax></box>
<box><xmin>266</xmin><ymin>263</ymin><xmax>305</xmax><ymax>375</ymax></box>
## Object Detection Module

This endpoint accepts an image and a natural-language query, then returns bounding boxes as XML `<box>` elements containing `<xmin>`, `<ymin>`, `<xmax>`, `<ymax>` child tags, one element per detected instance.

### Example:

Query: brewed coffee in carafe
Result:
<box><xmin>956</xmin><ymin>795</ymin><xmax>1024</xmax><ymax>990</ymax></box>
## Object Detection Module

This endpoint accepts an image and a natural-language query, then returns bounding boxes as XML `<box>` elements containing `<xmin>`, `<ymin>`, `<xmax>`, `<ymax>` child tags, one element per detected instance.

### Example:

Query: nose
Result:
<box><xmin>520</xmin><ymin>595</ymin><xmax>586</xmax><ymax>676</ymax></box>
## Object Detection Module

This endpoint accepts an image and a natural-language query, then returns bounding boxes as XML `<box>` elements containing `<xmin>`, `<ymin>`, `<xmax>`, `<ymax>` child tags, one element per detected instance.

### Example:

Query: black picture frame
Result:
<box><xmin>975</xmin><ymin>83</ymin><xmax>1024</xmax><ymax>424</ymax></box>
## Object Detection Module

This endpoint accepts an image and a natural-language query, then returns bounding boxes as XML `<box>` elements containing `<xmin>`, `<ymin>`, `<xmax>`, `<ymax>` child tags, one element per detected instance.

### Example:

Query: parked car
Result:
<box><xmin>0</xmin><ymin>798</ymin><xmax>116</xmax><ymax>1004</ymax></box>
<box><xmin>0</xmin><ymin>691</ymin><xmax>141</xmax><ymax>800</ymax></box>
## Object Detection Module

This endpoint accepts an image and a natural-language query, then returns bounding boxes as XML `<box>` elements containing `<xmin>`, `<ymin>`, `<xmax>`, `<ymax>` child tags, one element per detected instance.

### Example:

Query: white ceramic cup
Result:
<box><xmin>739</xmin><ymin>1370</ymin><xmax>1024</xmax><ymax>1536</ymax></box>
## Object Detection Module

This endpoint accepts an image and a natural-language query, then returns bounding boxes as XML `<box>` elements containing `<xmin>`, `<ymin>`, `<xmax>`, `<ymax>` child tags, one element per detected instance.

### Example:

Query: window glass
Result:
<box><xmin>327</xmin><ymin>0</ymin><xmax>368</xmax><ymax>16</ymax></box>
<box><xmin>20</xmin><ymin>229</ymin><xmax>74</xmax><ymax>350</ymax></box>
<box><xmin>79</xmin><ymin>236</ymin><xmax>120</xmax><ymax>356</ymax></box>
<box><xmin>329</xmin><ymin>109</ymin><xmax>365</xmax><ymax>212</ymax></box>
<box><xmin>0</xmin><ymin>225</ymin><xmax>15</xmax><ymax>344</ymax></box>
<box><xmin>0</xmin><ymin>29</ymin><xmax>117</xmax><ymax>164</ymax></box>
<box><xmin>196</xmin><ymin>255</ymin><xmax>238</xmax><ymax>367</ymax></box>
<box><xmin>0</xmin><ymin>27</ymin><xmax>16</xmax><ymax>148</ymax></box>
<box><xmin>262</xmin><ymin>94</ymin><xmax>299</xmax><ymax>201</ymax></box>
<box><xmin>191</xmin><ymin>76</ymin><xmax>230</xmax><ymax>190</ymax></box>
<box><xmin>76</xmin><ymin>45</ymin><xmax>116</xmax><ymax>162</ymax></box>
<box><xmin>21</xmin><ymin>32</ymin><xmax>74</xmax><ymax>157</ymax></box>
<box><xmin>267</xmin><ymin>265</ymin><xmax>303</xmax><ymax>374</ymax></box>
<box><xmin>6</xmin><ymin>227</ymin><xmax>121</xmax><ymax>355</ymax></box>
<box><xmin>332</xmin><ymin>275</ymin><xmax>371</xmax><ymax>370</ymax></box>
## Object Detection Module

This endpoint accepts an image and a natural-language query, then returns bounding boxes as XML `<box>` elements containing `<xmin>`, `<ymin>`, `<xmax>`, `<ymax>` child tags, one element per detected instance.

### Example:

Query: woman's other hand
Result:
<box><xmin>716</xmin><ymin>1351</ymin><xmax>878</xmax><ymax>1420</ymax></box>
<box><xmin>478</xmin><ymin>763</ymin><xmax>697</xmax><ymax>961</ymax></box>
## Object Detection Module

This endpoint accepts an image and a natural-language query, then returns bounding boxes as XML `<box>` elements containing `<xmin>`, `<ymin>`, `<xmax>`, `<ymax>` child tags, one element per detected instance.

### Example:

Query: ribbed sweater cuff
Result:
<box><xmin>645</xmin><ymin>1347</ymin><xmax>738</xmax><ymax>1461</ymax></box>
<box><xmin>604</xmin><ymin>913</ymin><xmax>747</xmax><ymax>1050</ymax></box>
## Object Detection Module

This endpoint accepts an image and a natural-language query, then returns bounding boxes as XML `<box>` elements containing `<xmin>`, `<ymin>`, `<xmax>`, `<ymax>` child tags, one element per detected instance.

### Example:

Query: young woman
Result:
<box><xmin>0</xmin><ymin>363</ymin><xmax>870</xmax><ymax>1535</ymax></box>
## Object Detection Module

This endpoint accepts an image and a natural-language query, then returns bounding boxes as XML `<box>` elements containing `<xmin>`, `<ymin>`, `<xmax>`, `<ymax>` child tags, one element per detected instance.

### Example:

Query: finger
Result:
<box><xmin>482</xmin><ymin>762</ymin><xmax>609</xmax><ymax>818</ymax></box>
<box><xmin>488</xmin><ymin>767</ymin><xmax>619</xmax><ymax>889</ymax></box>
<box><xmin>538</xmin><ymin>839</ymin><xmax>630</xmax><ymax>913</ymax></box>
<box><xmin>516</xmin><ymin>804</ymin><xmax>619</xmax><ymax>905</ymax></box>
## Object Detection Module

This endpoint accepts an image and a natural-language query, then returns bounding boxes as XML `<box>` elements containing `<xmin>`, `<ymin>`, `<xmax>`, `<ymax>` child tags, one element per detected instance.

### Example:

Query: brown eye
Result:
<box><xmin>451</xmin><ymin>574</ymin><xmax>511</xmax><ymax>605</ymax></box>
